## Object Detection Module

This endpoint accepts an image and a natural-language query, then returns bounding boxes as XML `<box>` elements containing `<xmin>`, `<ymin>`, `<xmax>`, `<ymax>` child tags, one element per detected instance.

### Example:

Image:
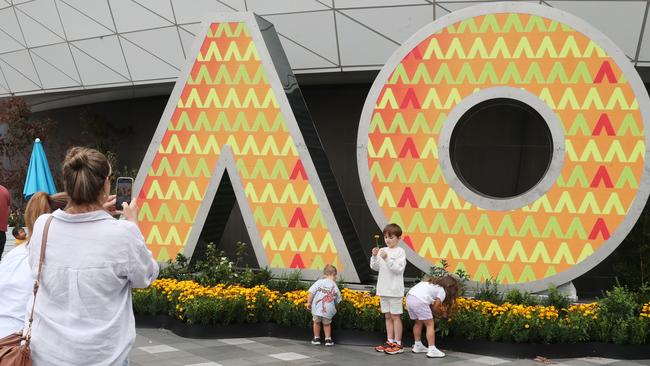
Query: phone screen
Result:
<box><xmin>116</xmin><ymin>177</ymin><xmax>133</xmax><ymax>209</ymax></box>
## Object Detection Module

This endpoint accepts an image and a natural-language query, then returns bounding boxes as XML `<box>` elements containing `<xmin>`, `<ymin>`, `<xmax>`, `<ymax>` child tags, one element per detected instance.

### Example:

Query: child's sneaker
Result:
<box><xmin>311</xmin><ymin>337</ymin><xmax>321</xmax><ymax>345</ymax></box>
<box><xmin>426</xmin><ymin>346</ymin><xmax>445</xmax><ymax>358</ymax></box>
<box><xmin>324</xmin><ymin>338</ymin><xmax>334</xmax><ymax>347</ymax></box>
<box><xmin>374</xmin><ymin>341</ymin><xmax>391</xmax><ymax>352</ymax></box>
<box><xmin>384</xmin><ymin>343</ymin><xmax>404</xmax><ymax>354</ymax></box>
<box><xmin>411</xmin><ymin>343</ymin><xmax>428</xmax><ymax>353</ymax></box>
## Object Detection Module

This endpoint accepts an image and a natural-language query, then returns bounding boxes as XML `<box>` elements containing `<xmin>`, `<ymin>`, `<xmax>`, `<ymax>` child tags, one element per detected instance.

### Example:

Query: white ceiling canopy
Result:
<box><xmin>0</xmin><ymin>0</ymin><xmax>649</xmax><ymax>96</ymax></box>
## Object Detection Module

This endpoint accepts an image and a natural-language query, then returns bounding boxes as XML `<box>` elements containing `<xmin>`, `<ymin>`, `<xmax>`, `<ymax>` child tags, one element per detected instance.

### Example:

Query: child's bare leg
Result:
<box><xmin>424</xmin><ymin>319</ymin><xmax>435</xmax><ymax>346</ymax></box>
<box><xmin>412</xmin><ymin>320</ymin><xmax>423</xmax><ymax>343</ymax></box>
<box><xmin>384</xmin><ymin>313</ymin><xmax>394</xmax><ymax>341</ymax></box>
<box><xmin>323</xmin><ymin>323</ymin><xmax>332</xmax><ymax>339</ymax></box>
<box><xmin>313</xmin><ymin>321</ymin><xmax>322</xmax><ymax>339</ymax></box>
<box><xmin>392</xmin><ymin>314</ymin><xmax>403</xmax><ymax>342</ymax></box>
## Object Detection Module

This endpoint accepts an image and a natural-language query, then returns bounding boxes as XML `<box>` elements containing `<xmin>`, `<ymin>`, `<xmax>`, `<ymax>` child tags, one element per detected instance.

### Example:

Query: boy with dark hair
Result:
<box><xmin>11</xmin><ymin>227</ymin><xmax>27</xmax><ymax>245</ymax></box>
<box><xmin>371</xmin><ymin>223</ymin><xmax>407</xmax><ymax>354</ymax></box>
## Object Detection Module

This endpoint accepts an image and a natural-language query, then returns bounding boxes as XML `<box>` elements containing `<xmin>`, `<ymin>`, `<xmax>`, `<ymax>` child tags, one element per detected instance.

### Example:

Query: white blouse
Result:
<box><xmin>28</xmin><ymin>209</ymin><xmax>159</xmax><ymax>366</ymax></box>
<box><xmin>0</xmin><ymin>244</ymin><xmax>33</xmax><ymax>337</ymax></box>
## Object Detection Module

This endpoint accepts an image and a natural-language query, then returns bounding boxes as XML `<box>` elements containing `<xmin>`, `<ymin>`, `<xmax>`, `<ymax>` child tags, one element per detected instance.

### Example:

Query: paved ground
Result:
<box><xmin>130</xmin><ymin>327</ymin><xmax>650</xmax><ymax>366</ymax></box>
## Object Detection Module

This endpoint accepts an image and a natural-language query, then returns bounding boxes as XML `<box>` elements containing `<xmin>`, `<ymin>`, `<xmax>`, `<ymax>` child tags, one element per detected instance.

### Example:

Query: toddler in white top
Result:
<box><xmin>370</xmin><ymin>223</ymin><xmax>406</xmax><ymax>355</ymax></box>
<box><xmin>406</xmin><ymin>275</ymin><xmax>460</xmax><ymax>358</ymax></box>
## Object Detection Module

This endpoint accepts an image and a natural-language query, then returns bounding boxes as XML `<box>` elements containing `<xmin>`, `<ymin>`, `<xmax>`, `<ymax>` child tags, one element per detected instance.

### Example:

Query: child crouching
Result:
<box><xmin>306</xmin><ymin>264</ymin><xmax>342</xmax><ymax>346</ymax></box>
<box><xmin>406</xmin><ymin>274</ymin><xmax>459</xmax><ymax>358</ymax></box>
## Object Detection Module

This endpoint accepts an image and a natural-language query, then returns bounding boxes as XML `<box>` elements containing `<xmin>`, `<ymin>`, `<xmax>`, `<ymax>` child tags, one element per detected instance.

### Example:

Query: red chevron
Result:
<box><xmin>592</xmin><ymin>113</ymin><xmax>615</xmax><ymax>136</ymax></box>
<box><xmin>398</xmin><ymin>137</ymin><xmax>420</xmax><ymax>158</ymax></box>
<box><xmin>594</xmin><ymin>61</ymin><xmax>617</xmax><ymax>84</ymax></box>
<box><xmin>590</xmin><ymin>165</ymin><xmax>614</xmax><ymax>188</ymax></box>
<box><xmin>397</xmin><ymin>187</ymin><xmax>418</xmax><ymax>208</ymax></box>
<box><xmin>290</xmin><ymin>254</ymin><xmax>305</xmax><ymax>269</ymax></box>
<box><xmin>290</xmin><ymin>160</ymin><xmax>308</xmax><ymax>180</ymax></box>
<box><xmin>406</xmin><ymin>45</ymin><xmax>423</xmax><ymax>60</ymax></box>
<box><xmin>588</xmin><ymin>218</ymin><xmax>610</xmax><ymax>240</ymax></box>
<box><xmin>400</xmin><ymin>88</ymin><xmax>421</xmax><ymax>109</ymax></box>
<box><xmin>289</xmin><ymin>207</ymin><xmax>308</xmax><ymax>228</ymax></box>
<box><xmin>403</xmin><ymin>235</ymin><xmax>415</xmax><ymax>250</ymax></box>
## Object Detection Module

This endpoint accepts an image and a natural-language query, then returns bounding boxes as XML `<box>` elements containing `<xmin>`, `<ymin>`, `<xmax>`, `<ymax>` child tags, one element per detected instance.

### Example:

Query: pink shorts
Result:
<box><xmin>406</xmin><ymin>294</ymin><xmax>433</xmax><ymax>320</ymax></box>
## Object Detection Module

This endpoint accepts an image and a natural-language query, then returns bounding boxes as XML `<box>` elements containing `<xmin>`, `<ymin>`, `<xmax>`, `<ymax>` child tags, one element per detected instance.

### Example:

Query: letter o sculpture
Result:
<box><xmin>357</xmin><ymin>2</ymin><xmax>650</xmax><ymax>291</ymax></box>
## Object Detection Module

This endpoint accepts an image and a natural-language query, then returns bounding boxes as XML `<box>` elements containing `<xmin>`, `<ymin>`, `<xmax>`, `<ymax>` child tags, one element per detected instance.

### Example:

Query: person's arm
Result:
<box><xmin>307</xmin><ymin>281</ymin><xmax>319</xmax><ymax>309</ymax></box>
<box><xmin>335</xmin><ymin>286</ymin><xmax>342</xmax><ymax>304</ymax></box>
<box><xmin>122</xmin><ymin>201</ymin><xmax>158</xmax><ymax>287</ymax></box>
<box><xmin>370</xmin><ymin>248</ymin><xmax>380</xmax><ymax>271</ymax></box>
<box><xmin>125</xmin><ymin>222</ymin><xmax>159</xmax><ymax>288</ymax></box>
<box><xmin>385</xmin><ymin>248</ymin><xmax>406</xmax><ymax>274</ymax></box>
<box><xmin>431</xmin><ymin>299</ymin><xmax>447</xmax><ymax>318</ymax></box>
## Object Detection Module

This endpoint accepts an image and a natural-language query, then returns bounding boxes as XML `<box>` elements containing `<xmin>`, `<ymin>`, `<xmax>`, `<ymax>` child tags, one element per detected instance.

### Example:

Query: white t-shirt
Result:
<box><xmin>0</xmin><ymin>244</ymin><xmax>33</xmax><ymax>337</ymax></box>
<box><xmin>308</xmin><ymin>278</ymin><xmax>341</xmax><ymax>319</ymax></box>
<box><xmin>28</xmin><ymin>210</ymin><xmax>159</xmax><ymax>366</ymax></box>
<box><xmin>407</xmin><ymin>281</ymin><xmax>446</xmax><ymax>305</ymax></box>
<box><xmin>370</xmin><ymin>245</ymin><xmax>406</xmax><ymax>297</ymax></box>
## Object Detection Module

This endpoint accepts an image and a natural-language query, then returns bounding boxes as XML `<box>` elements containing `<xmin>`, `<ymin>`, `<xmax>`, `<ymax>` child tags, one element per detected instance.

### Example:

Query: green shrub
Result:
<box><xmin>332</xmin><ymin>301</ymin><xmax>384</xmax><ymax>332</ymax></box>
<box><xmin>183</xmin><ymin>296</ymin><xmax>248</xmax><ymax>325</ymax></box>
<box><xmin>192</xmin><ymin>243</ymin><xmax>239</xmax><ymax>286</ymax></box>
<box><xmin>475</xmin><ymin>278</ymin><xmax>502</xmax><ymax>304</ymax></box>
<box><xmin>637</xmin><ymin>282</ymin><xmax>650</xmax><ymax>305</ymax></box>
<box><xmin>268</xmin><ymin>270</ymin><xmax>307</xmax><ymax>293</ymax></box>
<box><xmin>447</xmin><ymin>303</ymin><xmax>492</xmax><ymax>340</ymax></box>
<box><xmin>429</xmin><ymin>259</ymin><xmax>450</xmax><ymax>278</ymax></box>
<box><xmin>599</xmin><ymin>286</ymin><xmax>638</xmax><ymax>320</ymax></box>
<box><xmin>504</xmin><ymin>289</ymin><xmax>539</xmax><ymax>306</ymax></box>
<box><xmin>271</xmin><ymin>298</ymin><xmax>311</xmax><ymax>328</ymax></box>
<box><xmin>132</xmin><ymin>288</ymin><xmax>172</xmax><ymax>316</ymax></box>
<box><xmin>593</xmin><ymin>285</ymin><xmax>647</xmax><ymax>344</ymax></box>
<box><xmin>544</xmin><ymin>285</ymin><xmax>570</xmax><ymax>310</ymax></box>
<box><xmin>159</xmin><ymin>253</ymin><xmax>193</xmax><ymax>281</ymax></box>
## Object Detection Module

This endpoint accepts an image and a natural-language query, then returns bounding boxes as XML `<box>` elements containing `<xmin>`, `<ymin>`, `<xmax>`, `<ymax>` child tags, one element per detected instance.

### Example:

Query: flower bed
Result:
<box><xmin>133</xmin><ymin>278</ymin><xmax>650</xmax><ymax>347</ymax></box>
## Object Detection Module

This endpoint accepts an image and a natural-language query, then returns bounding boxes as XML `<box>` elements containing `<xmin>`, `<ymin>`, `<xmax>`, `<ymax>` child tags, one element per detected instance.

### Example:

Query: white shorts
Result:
<box><xmin>379</xmin><ymin>296</ymin><xmax>403</xmax><ymax>314</ymax></box>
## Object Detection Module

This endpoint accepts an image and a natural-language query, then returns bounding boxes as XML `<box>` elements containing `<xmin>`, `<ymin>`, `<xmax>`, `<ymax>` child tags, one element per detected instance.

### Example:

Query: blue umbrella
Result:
<box><xmin>23</xmin><ymin>138</ymin><xmax>57</xmax><ymax>199</ymax></box>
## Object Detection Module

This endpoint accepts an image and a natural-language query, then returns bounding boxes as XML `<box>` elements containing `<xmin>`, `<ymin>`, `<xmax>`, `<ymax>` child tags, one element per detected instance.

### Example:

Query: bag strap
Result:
<box><xmin>25</xmin><ymin>215</ymin><xmax>54</xmax><ymax>345</ymax></box>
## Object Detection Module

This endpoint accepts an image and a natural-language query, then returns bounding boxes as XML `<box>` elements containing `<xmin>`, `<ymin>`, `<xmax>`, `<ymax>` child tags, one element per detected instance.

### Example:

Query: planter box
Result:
<box><xmin>135</xmin><ymin>314</ymin><xmax>650</xmax><ymax>359</ymax></box>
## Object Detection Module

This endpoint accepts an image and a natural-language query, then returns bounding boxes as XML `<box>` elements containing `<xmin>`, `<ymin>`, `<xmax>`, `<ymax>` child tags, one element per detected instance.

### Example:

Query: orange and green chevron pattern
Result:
<box><xmin>137</xmin><ymin>22</ymin><xmax>340</xmax><ymax>271</ymax></box>
<box><xmin>368</xmin><ymin>13</ymin><xmax>645</xmax><ymax>284</ymax></box>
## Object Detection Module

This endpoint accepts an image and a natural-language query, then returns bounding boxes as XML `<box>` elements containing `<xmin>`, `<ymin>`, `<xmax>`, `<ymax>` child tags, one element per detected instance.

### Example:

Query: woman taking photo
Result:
<box><xmin>28</xmin><ymin>147</ymin><xmax>159</xmax><ymax>365</ymax></box>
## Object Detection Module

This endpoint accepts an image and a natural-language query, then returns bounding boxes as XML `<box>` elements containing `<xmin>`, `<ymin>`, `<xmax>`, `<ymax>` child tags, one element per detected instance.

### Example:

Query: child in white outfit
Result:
<box><xmin>370</xmin><ymin>223</ymin><xmax>406</xmax><ymax>355</ymax></box>
<box><xmin>406</xmin><ymin>275</ymin><xmax>459</xmax><ymax>358</ymax></box>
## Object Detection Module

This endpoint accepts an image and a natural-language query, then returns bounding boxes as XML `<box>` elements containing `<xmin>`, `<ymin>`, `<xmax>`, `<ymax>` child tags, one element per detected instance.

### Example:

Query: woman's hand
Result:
<box><xmin>103</xmin><ymin>195</ymin><xmax>123</xmax><ymax>216</ymax></box>
<box><xmin>122</xmin><ymin>199</ymin><xmax>139</xmax><ymax>227</ymax></box>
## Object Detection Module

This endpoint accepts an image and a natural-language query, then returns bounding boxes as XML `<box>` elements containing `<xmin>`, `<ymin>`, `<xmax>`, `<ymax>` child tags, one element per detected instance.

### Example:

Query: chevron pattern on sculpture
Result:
<box><xmin>137</xmin><ymin>22</ymin><xmax>339</xmax><ymax>271</ymax></box>
<box><xmin>368</xmin><ymin>13</ymin><xmax>645</xmax><ymax>283</ymax></box>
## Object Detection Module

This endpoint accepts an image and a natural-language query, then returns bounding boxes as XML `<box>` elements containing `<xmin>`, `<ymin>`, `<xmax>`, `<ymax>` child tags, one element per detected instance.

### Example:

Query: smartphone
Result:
<box><xmin>115</xmin><ymin>177</ymin><xmax>134</xmax><ymax>210</ymax></box>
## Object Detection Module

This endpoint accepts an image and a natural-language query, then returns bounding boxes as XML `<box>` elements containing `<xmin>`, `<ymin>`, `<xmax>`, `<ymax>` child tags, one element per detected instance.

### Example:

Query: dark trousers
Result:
<box><xmin>0</xmin><ymin>231</ymin><xmax>5</xmax><ymax>261</ymax></box>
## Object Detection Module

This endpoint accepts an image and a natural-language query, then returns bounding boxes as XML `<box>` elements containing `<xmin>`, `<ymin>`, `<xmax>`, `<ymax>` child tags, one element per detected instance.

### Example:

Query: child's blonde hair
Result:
<box><xmin>323</xmin><ymin>264</ymin><xmax>337</xmax><ymax>276</ymax></box>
